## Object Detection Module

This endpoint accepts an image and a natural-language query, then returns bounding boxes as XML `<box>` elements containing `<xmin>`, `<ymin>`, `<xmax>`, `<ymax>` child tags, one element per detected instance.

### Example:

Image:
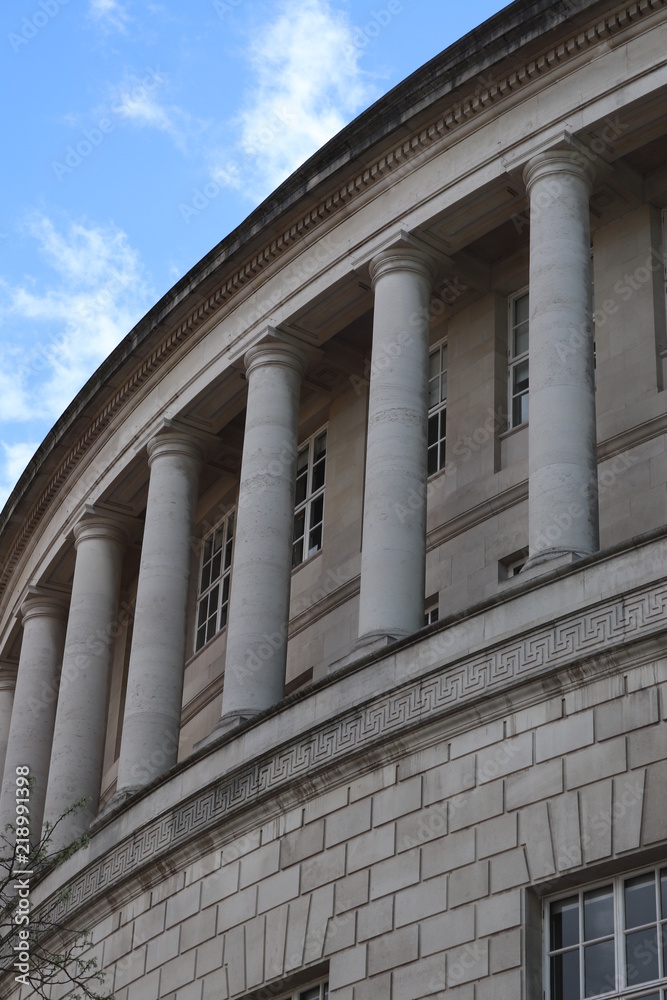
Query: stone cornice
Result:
<box><xmin>0</xmin><ymin>0</ymin><xmax>664</xmax><ymax>607</ymax></box>
<box><xmin>42</xmin><ymin>563</ymin><xmax>667</xmax><ymax>927</ymax></box>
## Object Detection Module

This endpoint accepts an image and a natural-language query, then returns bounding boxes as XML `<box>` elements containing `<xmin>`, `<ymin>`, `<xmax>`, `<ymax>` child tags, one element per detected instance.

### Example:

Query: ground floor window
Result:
<box><xmin>278</xmin><ymin>980</ymin><xmax>328</xmax><ymax>1000</ymax></box>
<box><xmin>547</xmin><ymin>866</ymin><xmax>667</xmax><ymax>999</ymax></box>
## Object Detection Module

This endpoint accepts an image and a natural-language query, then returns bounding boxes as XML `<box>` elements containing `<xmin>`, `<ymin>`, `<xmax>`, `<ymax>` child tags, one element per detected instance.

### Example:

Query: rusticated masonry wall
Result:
<box><xmin>45</xmin><ymin>653</ymin><xmax>667</xmax><ymax>1000</ymax></box>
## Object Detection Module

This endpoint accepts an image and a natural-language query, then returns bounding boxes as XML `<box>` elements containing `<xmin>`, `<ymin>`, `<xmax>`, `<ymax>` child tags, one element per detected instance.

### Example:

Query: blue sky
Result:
<box><xmin>0</xmin><ymin>0</ymin><xmax>510</xmax><ymax>507</ymax></box>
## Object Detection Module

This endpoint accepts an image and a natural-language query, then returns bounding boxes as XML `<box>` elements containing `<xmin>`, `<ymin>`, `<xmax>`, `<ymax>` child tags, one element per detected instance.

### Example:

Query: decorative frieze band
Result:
<box><xmin>49</xmin><ymin>573</ymin><xmax>667</xmax><ymax>923</ymax></box>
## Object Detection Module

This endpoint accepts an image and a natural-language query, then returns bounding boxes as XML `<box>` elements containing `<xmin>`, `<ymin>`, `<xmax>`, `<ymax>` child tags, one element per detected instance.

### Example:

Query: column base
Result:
<box><xmin>91</xmin><ymin>787</ymin><xmax>142</xmax><ymax>830</ymax></box>
<box><xmin>328</xmin><ymin>631</ymin><xmax>405</xmax><ymax>675</ymax></box>
<box><xmin>520</xmin><ymin>549</ymin><xmax>583</xmax><ymax>577</ymax></box>
<box><xmin>194</xmin><ymin>711</ymin><xmax>260</xmax><ymax>750</ymax></box>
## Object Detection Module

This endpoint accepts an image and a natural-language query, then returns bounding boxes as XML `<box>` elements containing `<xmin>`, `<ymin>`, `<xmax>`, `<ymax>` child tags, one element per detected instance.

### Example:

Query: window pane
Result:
<box><xmin>312</xmin><ymin>457</ymin><xmax>326</xmax><ymax>492</ymax></box>
<box><xmin>584</xmin><ymin>938</ymin><xmax>615</xmax><ymax>996</ymax></box>
<box><xmin>200</xmin><ymin>561</ymin><xmax>211</xmax><ymax>591</ymax></box>
<box><xmin>297</xmin><ymin>447</ymin><xmax>309</xmax><ymax>473</ymax></box>
<box><xmin>219</xmin><ymin>604</ymin><xmax>228</xmax><ymax>630</ymax></box>
<box><xmin>202</xmin><ymin>537</ymin><xmax>212</xmax><ymax>564</ymax></box>
<box><xmin>293</xmin><ymin>508</ymin><xmax>305</xmax><ymax>541</ymax></box>
<box><xmin>585</xmin><ymin>887</ymin><xmax>614</xmax><ymax>940</ymax></box>
<box><xmin>626</xmin><ymin>873</ymin><xmax>657</xmax><ymax>929</ymax></box>
<box><xmin>197</xmin><ymin>600</ymin><xmax>208</xmax><ymax>628</ymax></box>
<box><xmin>626</xmin><ymin>928</ymin><xmax>659</xmax><ymax>985</ymax></box>
<box><xmin>314</xmin><ymin>432</ymin><xmax>327</xmax><ymax>460</ymax></box>
<box><xmin>207</xmin><ymin>585</ymin><xmax>219</xmax><ymax>619</ymax></box>
<box><xmin>429</xmin><ymin>376</ymin><xmax>439</xmax><ymax>409</ymax></box>
<box><xmin>514</xmin><ymin>321</ymin><xmax>529</xmax><ymax>357</ymax></box>
<box><xmin>213</xmin><ymin>527</ymin><xmax>224</xmax><ymax>553</ymax></box>
<box><xmin>515</xmin><ymin>292</ymin><xmax>529</xmax><ymax>326</ymax></box>
<box><xmin>514</xmin><ymin>359</ymin><xmax>529</xmax><ymax>394</ymax></box>
<box><xmin>211</xmin><ymin>549</ymin><xmax>222</xmax><ymax>582</ymax></box>
<box><xmin>552</xmin><ymin>897</ymin><xmax>580</xmax><ymax>950</ymax></box>
<box><xmin>310</xmin><ymin>495</ymin><xmax>324</xmax><ymax>528</ymax></box>
<box><xmin>224</xmin><ymin>537</ymin><xmax>233</xmax><ymax>570</ymax></box>
<box><xmin>295</xmin><ymin>472</ymin><xmax>308</xmax><ymax>507</ymax></box>
<box><xmin>661</xmin><ymin>870</ymin><xmax>667</xmax><ymax>918</ymax></box>
<box><xmin>196</xmin><ymin>624</ymin><xmax>206</xmax><ymax>651</ymax></box>
<box><xmin>428</xmin><ymin>414</ymin><xmax>438</xmax><ymax>447</ymax></box>
<box><xmin>309</xmin><ymin>523</ymin><xmax>323</xmax><ymax>555</ymax></box>
<box><xmin>222</xmin><ymin>575</ymin><xmax>230</xmax><ymax>604</ymax></box>
<box><xmin>300</xmin><ymin>988</ymin><xmax>321</xmax><ymax>1000</ymax></box>
<box><xmin>292</xmin><ymin>538</ymin><xmax>304</xmax><ymax>567</ymax></box>
<box><xmin>441</xmin><ymin>370</ymin><xmax>448</xmax><ymax>403</ymax></box>
<box><xmin>439</xmin><ymin>438</ymin><xmax>446</xmax><ymax>470</ymax></box>
<box><xmin>429</xmin><ymin>350</ymin><xmax>440</xmax><ymax>379</ymax></box>
<box><xmin>552</xmin><ymin>950</ymin><xmax>580</xmax><ymax>1000</ymax></box>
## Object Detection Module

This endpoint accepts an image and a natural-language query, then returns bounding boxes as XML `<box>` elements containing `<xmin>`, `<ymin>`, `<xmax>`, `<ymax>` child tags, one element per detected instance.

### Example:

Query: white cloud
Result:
<box><xmin>0</xmin><ymin>443</ymin><xmax>39</xmax><ymax>509</ymax></box>
<box><xmin>211</xmin><ymin>0</ymin><xmax>380</xmax><ymax>203</ymax></box>
<box><xmin>109</xmin><ymin>73</ymin><xmax>208</xmax><ymax>154</ymax></box>
<box><xmin>89</xmin><ymin>0</ymin><xmax>131</xmax><ymax>32</ymax></box>
<box><xmin>0</xmin><ymin>213</ymin><xmax>151</xmax><ymax>438</ymax></box>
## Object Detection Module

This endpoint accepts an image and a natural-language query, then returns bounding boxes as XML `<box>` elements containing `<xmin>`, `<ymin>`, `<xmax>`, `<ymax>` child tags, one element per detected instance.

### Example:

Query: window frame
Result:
<box><xmin>276</xmin><ymin>980</ymin><xmax>329</xmax><ymax>1000</ymax></box>
<box><xmin>428</xmin><ymin>338</ymin><xmax>448</xmax><ymax>477</ymax></box>
<box><xmin>545</xmin><ymin>864</ymin><xmax>667</xmax><ymax>1000</ymax></box>
<box><xmin>508</xmin><ymin>287</ymin><xmax>530</xmax><ymax>429</ymax></box>
<box><xmin>193</xmin><ymin>508</ymin><xmax>235</xmax><ymax>653</ymax></box>
<box><xmin>292</xmin><ymin>426</ymin><xmax>327</xmax><ymax>570</ymax></box>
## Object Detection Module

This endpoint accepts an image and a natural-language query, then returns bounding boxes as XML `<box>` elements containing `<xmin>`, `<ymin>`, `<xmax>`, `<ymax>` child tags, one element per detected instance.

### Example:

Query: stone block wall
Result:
<box><xmin>77</xmin><ymin>654</ymin><xmax>667</xmax><ymax>1000</ymax></box>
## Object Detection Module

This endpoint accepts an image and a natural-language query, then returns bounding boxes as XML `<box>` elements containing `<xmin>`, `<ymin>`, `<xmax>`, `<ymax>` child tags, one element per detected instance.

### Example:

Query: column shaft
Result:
<box><xmin>524</xmin><ymin>151</ymin><xmax>599</xmax><ymax>564</ymax></box>
<box><xmin>116</xmin><ymin>432</ymin><xmax>202</xmax><ymax>793</ymax></box>
<box><xmin>0</xmin><ymin>595</ymin><xmax>67</xmax><ymax>843</ymax></box>
<box><xmin>219</xmin><ymin>340</ymin><xmax>305</xmax><ymax>727</ymax></box>
<box><xmin>42</xmin><ymin>519</ymin><xmax>126</xmax><ymax>847</ymax></box>
<box><xmin>358</xmin><ymin>247</ymin><xmax>434</xmax><ymax>643</ymax></box>
<box><xmin>0</xmin><ymin>667</ymin><xmax>16</xmax><ymax>787</ymax></box>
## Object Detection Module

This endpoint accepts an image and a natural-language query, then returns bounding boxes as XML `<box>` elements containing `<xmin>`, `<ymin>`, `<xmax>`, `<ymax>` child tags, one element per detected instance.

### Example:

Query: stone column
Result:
<box><xmin>116</xmin><ymin>431</ymin><xmax>202</xmax><ymax>794</ymax></box>
<box><xmin>42</xmin><ymin>516</ymin><xmax>127</xmax><ymax>848</ymax></box>
<box><xmin>0</xmin><ymin>665</ymin><xmax>16</xmax><ymax>786</ymax></box>
<box><xmin>357</xmin><ymin>246</ymin><xmax>435</xmax><ymax>647</ymax></box>
<box><xmin>0</xmin><ymin>592</ymin><xmax>67</xmax><ymax>843</ymax></box>
<box><xmin>523</xmin><ymin>150</ymin><xmax>598</xmax><ymax>566</ymax></box>
<box><xmin>217</xmin><ymin>337</ymin><xmax>306</xmax><ymax>730</ymax></box>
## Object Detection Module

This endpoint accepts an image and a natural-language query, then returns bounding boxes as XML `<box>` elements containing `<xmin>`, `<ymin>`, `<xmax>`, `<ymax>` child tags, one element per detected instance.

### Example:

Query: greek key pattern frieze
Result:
<box><xmin>55</xmin><ymin>578</ymin><xmax>667</xmax><ymax>921</ymax></box>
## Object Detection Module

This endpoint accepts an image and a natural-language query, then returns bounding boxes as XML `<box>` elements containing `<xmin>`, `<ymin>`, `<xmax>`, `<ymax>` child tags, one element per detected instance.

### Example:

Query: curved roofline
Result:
<box><xmin>0</xmin><ymin>0</ymin><xmax>603</xmax><ymax>534</ymax></box>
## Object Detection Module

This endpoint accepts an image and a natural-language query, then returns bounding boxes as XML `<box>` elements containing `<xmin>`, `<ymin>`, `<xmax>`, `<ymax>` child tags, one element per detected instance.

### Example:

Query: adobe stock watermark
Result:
<box><xmin>178</xmin><ymin>108</ymin><xmax>294</xmax><ymax>223</ymax></box>
<box><xmin>51</xmin><ymin>67</ymin><xmax>162</xmax><ymax>181</ymax></box>
<box><xmin>212</xmin><ymin>0</ymin><xmax>242</xmax><ymax>17</ymax></box>
<box><xmin>8</xmin><ymin>0</ymin><xmax>70</xmax><ymax>54</ymax></box>
<box><xmin>342</xmin><ymin>1</ymin><xmax>404</xmax><ymax>59</ymax></box>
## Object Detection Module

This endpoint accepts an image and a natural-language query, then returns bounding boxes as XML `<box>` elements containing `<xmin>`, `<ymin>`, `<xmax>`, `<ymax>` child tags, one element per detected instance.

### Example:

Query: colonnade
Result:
<box><xmin>0</xmin><ymin>148</ymin><xmax>599</xmax><ymax>848</ymax></box>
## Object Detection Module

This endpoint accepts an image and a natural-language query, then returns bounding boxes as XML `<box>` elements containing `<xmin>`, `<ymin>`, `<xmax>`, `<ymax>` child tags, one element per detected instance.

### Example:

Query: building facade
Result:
<box><xmin>1</xmin><ymin>0</ymin><xmax>667</xmax><ymax>996</ymax></box>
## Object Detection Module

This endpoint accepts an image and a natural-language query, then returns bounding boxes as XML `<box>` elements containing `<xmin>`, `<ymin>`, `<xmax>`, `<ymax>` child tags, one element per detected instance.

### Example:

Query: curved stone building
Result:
<box><xmin>2</xmin><ymin>0</ymin><xmax>667</xmax><ymax>996</ymax></box>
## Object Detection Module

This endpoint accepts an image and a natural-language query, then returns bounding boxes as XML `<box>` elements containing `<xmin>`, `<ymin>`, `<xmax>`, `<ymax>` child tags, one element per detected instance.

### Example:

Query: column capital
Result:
<box><xmin>147</xmin><ymin>429</ymin><xmax>205</xmax><ymax>469</ymax></box>
<box><xmin>523</xmin><ymin>149</ymin><xmax>595</xmax><ymax>195</ymax></box>
<box><xmin>20</xmin><ymin>587</ymin><xmax>69</xmax><ymax>625</ymax></box>
<box><xmin>244</xmin><ymin>330</ymin><xmax>309</xmax><ymax>380</ymax></box>
<box><xmin>73</xmin><ymin>512</ymin><xmax>129</xmax><ymax>550</ymax></box>
<box><xmin>369</xmin><ymin>245</ymin><xmax>436</xmax><ymax>290</ymax></box>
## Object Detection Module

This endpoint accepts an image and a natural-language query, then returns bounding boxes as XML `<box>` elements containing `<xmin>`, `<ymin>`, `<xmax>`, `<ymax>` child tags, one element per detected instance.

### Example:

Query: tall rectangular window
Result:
<box><xmin>428</xmin><ymin>341</ymin><xmax>447</xmax><ymax>476</ymax></box>
<box><xmin>509</xmin><ymin>289</ymin><xmax>529</xmax><ymax>427</ymax></box>
<box><xmin>293</xmin><ymin>428</ymin><xmax>327</xmax><ymax>568</ymax></box>
<box><xmin>194</xmin><ymin>510</ymin><xmax>234</xmax><ymax>652</ymax></box>
<box><xmin>546</xmin><ymin>866</ymin><xmax>667</xmax><ymax>999</ymax></box>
